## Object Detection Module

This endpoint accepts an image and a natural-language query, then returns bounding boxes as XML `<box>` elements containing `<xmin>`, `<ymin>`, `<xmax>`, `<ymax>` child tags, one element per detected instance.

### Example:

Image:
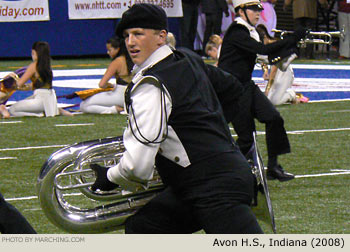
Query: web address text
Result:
<box><xmin>0</xmin><ymin>6</ymin><xmax>45</xmax><ymax>19</ymax></box>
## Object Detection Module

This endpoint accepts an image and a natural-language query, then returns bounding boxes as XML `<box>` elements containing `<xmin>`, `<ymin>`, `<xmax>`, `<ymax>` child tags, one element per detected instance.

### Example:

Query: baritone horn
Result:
<box><xmin>37</xmin><ymin>136</ymin><xmax>164</xmax><ymax>233</ymax></box>
<box><xmin>37</xmin><ymin>136</ymin><xmax>276</xmax><ymax>233</ymax></box>
<box><xmin>272</xmin><ymin>26</ymin><xmax>346</xmax><ymax>47</ymax></box>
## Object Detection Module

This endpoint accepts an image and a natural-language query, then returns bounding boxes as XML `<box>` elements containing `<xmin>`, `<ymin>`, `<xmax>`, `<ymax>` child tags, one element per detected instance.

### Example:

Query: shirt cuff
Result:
<box><xmin>107</xmin><ymin>164</ymin><xmax>148</xmax><ymax>192</ymax></box>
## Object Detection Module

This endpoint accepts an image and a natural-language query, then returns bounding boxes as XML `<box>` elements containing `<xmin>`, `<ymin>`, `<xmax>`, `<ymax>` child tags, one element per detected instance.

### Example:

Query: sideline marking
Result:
<box><xmin>0</xmin><ymin>157</ymin><xmax>17</xmax><ymax>160</ymax></box>
<box><xmin>55</xmin><ymin>123</ymin><xmax>95</xmax><ymax>127</ymax></box>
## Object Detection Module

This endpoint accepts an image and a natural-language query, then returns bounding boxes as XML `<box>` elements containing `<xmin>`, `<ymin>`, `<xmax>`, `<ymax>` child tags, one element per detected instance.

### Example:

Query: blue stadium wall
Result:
<box><xmin>0</xmin><ymin>0</ymin><xmax>180</xmax><ymax>58</ymax></box>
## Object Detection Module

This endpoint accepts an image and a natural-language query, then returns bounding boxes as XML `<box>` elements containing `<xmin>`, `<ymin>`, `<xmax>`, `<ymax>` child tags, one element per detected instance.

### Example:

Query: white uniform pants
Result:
<box><xmin>338</xmin><ymin>11</ymin><xmax>350</xmax><ymax>58</ymax></box>
<box><xmin>80</xmin><ymin>85</ymin><xmax>127</xmax><ymax>114</ymax></box>
<box><xmin>267</xmin><ymin>65</ymin><xmax>296</xmax><ymax>105</ymax></box>
<box><xmin>9</xmin><ymin>89</ymin><xmax>59</xmax><ymax>117</ymax></box>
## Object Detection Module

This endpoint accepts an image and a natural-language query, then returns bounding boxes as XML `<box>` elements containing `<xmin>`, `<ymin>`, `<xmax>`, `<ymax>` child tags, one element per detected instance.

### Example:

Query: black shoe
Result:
<box><xmin>90</xmin><ymin>164</ymin><xmax>119</xmax><ymax>191</ymax></box>
<box><xmin>266</xmin><ymin>164</ymin><xmax>295</xmax><ymax>182</ymax></box>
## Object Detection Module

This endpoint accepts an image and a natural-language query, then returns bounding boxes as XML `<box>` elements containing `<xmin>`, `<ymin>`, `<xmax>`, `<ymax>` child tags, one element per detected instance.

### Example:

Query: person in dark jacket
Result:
<box><xmin>180</xmin><ymin>0</ymin><xmax>201</xmax><ymax>51</ymax></box>
<box><xmin>201</xmin><ymin>0</ymin><xmax>229</xmax><ymax>53</ymax></box>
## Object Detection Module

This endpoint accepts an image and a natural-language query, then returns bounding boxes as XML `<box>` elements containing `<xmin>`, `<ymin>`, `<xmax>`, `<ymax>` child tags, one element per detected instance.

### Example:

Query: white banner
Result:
<box><xmin>0</xmin><ymin>0</ymin><xmax>50</xmax><ymax>22</ymax></box>
<box><xmin>68</xmin><ymin>0</ymin><xmax>183</xmax><ymax>20</ymax></box>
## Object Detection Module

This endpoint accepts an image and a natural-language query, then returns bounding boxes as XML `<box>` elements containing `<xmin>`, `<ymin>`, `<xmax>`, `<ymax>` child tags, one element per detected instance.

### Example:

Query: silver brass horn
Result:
<box><xmin>37</xmin><ymin>136</ymin><xmax>164</xmax><ymax>233</ymax></box>
<box><xmin>38</xmin><ymin>135</ymin><xmax>276</xmax><ymax>233</ymax></box>
<box><xmin>272</xmin><ymin>26</ymin><xmax>346</xmax><ymax>47</ymax></box>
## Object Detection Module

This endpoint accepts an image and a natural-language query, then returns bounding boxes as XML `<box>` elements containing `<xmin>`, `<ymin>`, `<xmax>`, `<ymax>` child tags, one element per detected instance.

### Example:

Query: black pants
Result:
<box><xmin>180</xmin><ymin>2</ymin><xmax>199</xmax><ymax>51</ymax></box>
<box><xmin>203</xmin><ymin>11</ymin><xmax>223</xmax><ymax>51</ymax></box>
<box><xmin>0</xmin><ymin>191</ymin><xmax>36</xmax><ymax>234</ymax></box>
<box><xmin>232</xmin><ymin>83</ymin><xmax>291</xmax><ymax>158</ymax></box>
<box><xmin>125</xmin><ymin>152</ymin><xmax>263</xmax><ymax>234</ymax></box>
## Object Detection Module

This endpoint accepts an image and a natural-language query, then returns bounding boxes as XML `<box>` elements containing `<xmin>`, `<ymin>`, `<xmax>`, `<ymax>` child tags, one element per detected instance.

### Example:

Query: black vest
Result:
<box><xmin>139</xmin><ymin>51</ymin><xmax>237</xmax><ymax>165</ymax></box>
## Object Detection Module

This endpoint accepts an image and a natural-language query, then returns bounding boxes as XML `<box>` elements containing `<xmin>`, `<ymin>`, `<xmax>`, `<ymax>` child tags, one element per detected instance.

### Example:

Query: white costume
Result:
<box><xmin>79</xmin><ymin>85</ymin><xmax>127</xmax><ymax>114</ymax></box>
<box><xmin>9</xmin><ymin>88</ymin><xmax>59</xmax><ymax>117</ymax></box>
<box><xmin>267</xmin><ymin>65</ymin><xmax>296</xmax><ymax>105</ymax></box>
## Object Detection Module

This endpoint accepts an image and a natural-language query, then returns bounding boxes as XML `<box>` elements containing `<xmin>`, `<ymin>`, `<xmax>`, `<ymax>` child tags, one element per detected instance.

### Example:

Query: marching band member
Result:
<box><xmin>92</xmin><ymin>3</ymin><xmax>263</xmax><ymax>234</ymax></box>
<box><xmin>218</xmin><ymin>0</ymin><xmax>306</xmax><ymax>181</ymax></box>
<box><xmin>256</xmin><ymin>24</ymin><xmax>309</xmax><ymax>105</ymax></box>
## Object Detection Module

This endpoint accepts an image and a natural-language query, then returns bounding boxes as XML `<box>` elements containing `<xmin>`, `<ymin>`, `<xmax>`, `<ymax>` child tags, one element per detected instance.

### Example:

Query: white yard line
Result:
<box><xmin>289</xmin><ymin>64</ymin><xmax>350</xmax><ymax>70</ymax></box>
<box><xmin>295</xmin><ymin>171</ymin><xmax>350</xmax><ymax>178</ymax></box>
<box><xmin>287</xmin><ymin>127</ymin><xmax>350</xmax><ymax>134</ymax></box>
<box><xmin>0</xmin><ymin>121</ymin><xmax>23</xmax><ymax>124</ymax></box>
<box><xmin>55</xmin><ymin>123</ymin><xmax>95</xmax><ymax>127</ymax></box>
<box><xmin>254</xmin><ymin>64</ymin><xmax>350</xmax><ymax>70</ymax></box>
<box><xmin>52</xmin><ymin>69</ymin><xmax>106</xmax><ymax>76</ymax></box>
<box><xmin>0</xmin><ymin>145</ymin><xmax>67</xmax><ymax>152</ymax></box>
<box><xmin>0</xmin><ymin>157</ymin><xmax>17</xmax><ymax>160</ymax></box>
<box><xmin>310</xmin><ymin>98</ymin><xmax>350</xmax><ymax>103</ymax></box>
<box><xmin>5</xmin><ymin>192</ymin><xmax>83</xmax><ymax>202</ymax></box>
<box><xmin>6</xmin><ymin>195</ymin><xmax>38</xmax><ymax>201</ymax></box>
<box><xmin>230</xmin><ymin>127</ymin><xmax>350</xmax><ymax>136</ymax></box>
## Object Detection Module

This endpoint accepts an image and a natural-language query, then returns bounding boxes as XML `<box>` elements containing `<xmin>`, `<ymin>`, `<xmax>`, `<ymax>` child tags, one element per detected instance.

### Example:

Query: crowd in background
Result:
<box><xmin>181</xmin><ymin>0</ymin><xmax>350</xmax><ymax>60</ymax></box>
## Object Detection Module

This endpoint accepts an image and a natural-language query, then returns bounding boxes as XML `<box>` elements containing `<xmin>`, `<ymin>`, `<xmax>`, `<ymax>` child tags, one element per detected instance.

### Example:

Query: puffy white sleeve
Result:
<box><xmin>107</xmin><ymin>80</ymin><xmax>171</xmax><ymax>192</ymax></box>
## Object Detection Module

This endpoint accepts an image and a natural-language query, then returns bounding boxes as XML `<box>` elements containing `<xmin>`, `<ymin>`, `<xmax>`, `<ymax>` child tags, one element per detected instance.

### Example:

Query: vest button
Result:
<box><xmin>174</xmin><ymin>156</ymin><xmax>180</xmax><ymax>162</ymax></box>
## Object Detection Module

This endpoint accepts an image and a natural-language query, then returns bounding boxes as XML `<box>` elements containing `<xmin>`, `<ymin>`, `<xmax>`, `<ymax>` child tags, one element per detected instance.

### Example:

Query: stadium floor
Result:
<box><xmin>1</xmin><ymin>60</ymin><xmax>350</xmax><ymax>234</ymax></box>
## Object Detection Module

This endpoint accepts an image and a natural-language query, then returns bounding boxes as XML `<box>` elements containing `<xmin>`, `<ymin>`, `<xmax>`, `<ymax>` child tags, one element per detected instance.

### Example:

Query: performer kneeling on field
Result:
<box><xmin>91</xmin><ymin>3</ymin><xmax>263</xmax><ymax>234</ymax></box>
<box><xmin>256</xmin><ymin>24</ymin><xmax>309</xmax><ymax>105</ymax></box>
<box><xmin>0</xmin><ymin>41</ymin><xmax>71</xmax><ymax>118</ymax></box>
<box><xmin>79</xmin><ymin>37</ymin><xmax>133</xmax><ymax>114</ymax></box>
<box><xmin>218</xmin><ymin>0</ymin><xmax>307</xmax><ymax>182</ymax></box>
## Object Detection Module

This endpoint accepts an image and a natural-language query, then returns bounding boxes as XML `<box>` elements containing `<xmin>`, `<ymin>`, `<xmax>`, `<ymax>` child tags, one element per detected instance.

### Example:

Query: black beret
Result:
<box><xmin>116</xmin><ymin>3</ymin><xmax>168</xmax><ymax>37</ymax></box>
